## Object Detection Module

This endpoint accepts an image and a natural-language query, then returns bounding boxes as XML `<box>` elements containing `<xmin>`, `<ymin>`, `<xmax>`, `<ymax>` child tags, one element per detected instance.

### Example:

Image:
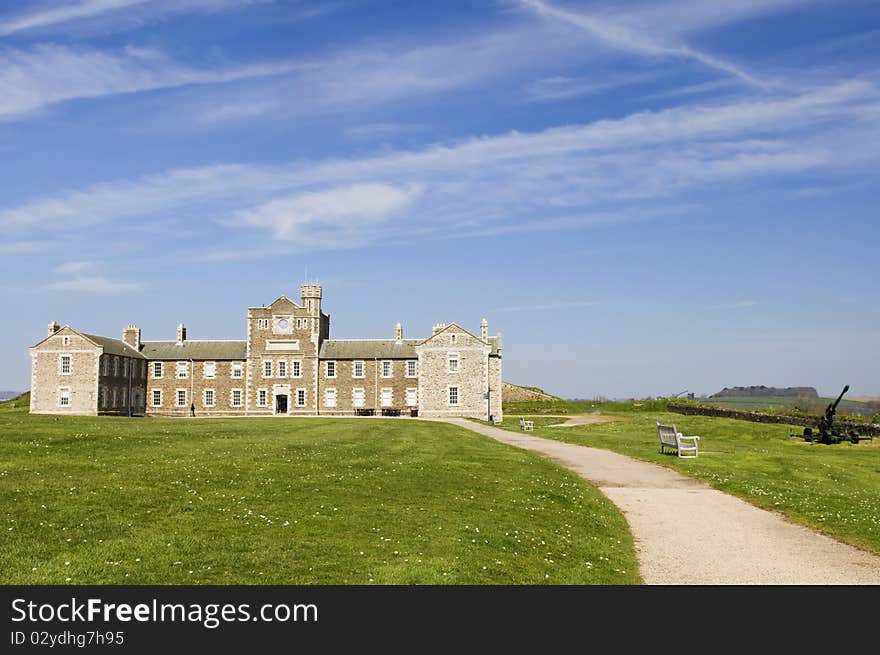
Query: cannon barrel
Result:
<box><xmin>828</xmin><ymin>385</ymin><xmax>850</xmax><ymax>413</ymax></box>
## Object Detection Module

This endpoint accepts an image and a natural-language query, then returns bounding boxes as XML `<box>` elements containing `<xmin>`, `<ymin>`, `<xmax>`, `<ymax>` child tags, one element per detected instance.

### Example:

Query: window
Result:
<box><xmin>177</xmin><ymin>390</ymin><xmax>186</xmax><ymax>407</ymax></box>
<box><xmin>177</xmin><ymin>362</ymin><xmax>188</xmax><ymax>379</ymax></box>
<box><xmin>112</xmin><ymin>389</ymin><xmax>117</xmax><ymax>406</ymax></box>
<box><xmin>296</xmin><ymin>318</ymin><xmax>302</xmax><ymax>329</ymax></box>
<box><xmin>451</xmin><ymin>334</ymin><xmax>457</xmax><ymax>344</ymax></box>
<box><xmin>59</xmin><ymin>387</ymin><xmax>70</xmax><ymax>406</ymax></box>
<box><xmin>257</xmin><ymin>318</ymin><xmax>269</xmax><ymax>329</ymax></box>
<box><xmin>277</xmin><ymin>318</ymin><xmax>289</xmax><ymax>330</ymax></box>
<box><xmin>326</xmin><ymin>361</ymin><xmax>336</xmax><ymax>378</ymax></box>
<box><xmin>122</xmin><ymin>388</ymin><xmax>127</xmax><ymax>407</ymax></box>
<box><xmin>232</xmin><ymin>361</ymin><xmax>243</xmax><ymax>378</ymax></box>
<box><xmin>353</xmin><ymin>388</ymin><xmax>365</xmax><ymax>408</ymax></box>
<box><xmin>204</xmin><ymin>362</ymin><xmax>216</xmax><ymax>379</ymax></box>
<box><xmin>278</xmin><ymin>361</ymin><xmax>286</xmax><ymax>377</ymax></box>
<box><xmin>296</xmin><ymin>389</ymin><xmax>306</xmax><ymax>407</ymax></box>
<box><xmin>381</xmin><ymin>361</ymin><xmax>392</xmax><ymax>378</ymax></box>
<box><xmin>406</xmin><ymin>360</ymin><xmax>417</xmax><ymax>378</ymax></box>
<box><xmin>231</xmin><ymin>389</ymin><xmax>242</xmax><ymax>407</ymax></box>
<box><xmin>113</xmin><ymin>357</ymin><xmax>119</xmax><ymax>376</ymax></box>
<box><xmin>204</xmin><ymin>389</ymin><xmax>215</xmax><ymax>407</ymax></box>
<box><xmin>406</xmin><ymin>388</ymin><xmax>417</xmax><ymax>406</ymax></box>
<box><xmin>153</xmin><ymin>362</ymin><xmax>163</xmax><ymax>378</ymax></box>
<box><xmin>325</xmin><ymin>388</ymin><xmax>337</xmax><ymax>407</ymax></box>
<box><xmin>101</xmin><ymin>388</ymin><xmax>108</xmax><ymax>408</ymax></box>
<box><xmin>123</xmin><ymin>359</ymin><xmax>128</xmax><ymax>376</ymax></box>
<box><xmin>102</xmin><ymin>357</ymin><xmax>109</xmax><ymax>376</ymax></box>
<box><xmin>258</xmin><ymin>389</ymin><xmax>267</xmax><ymax>407</ymax></box>
<box><xmin>381</xmin><ymin>388</ymin><xmax>393</xmax><ymax>407</ymax></box>
<box><xmin>60</xmin><ymin>355</ymin><xmax>71</xmax><ymax>375</ymax></box>
<box><xmin>62</xmin><ymin>336</ymin><xmax>70</xmax><ymax>346</ymax></box>
<box><xmin>263</xmin><ymin>360</ymin><xmax>272</xmax><ymax>378</ymax></box>
<box><xmin>152</xmin><ymin>390</ymin><xmax>162</xmax><ymax>407</ymax></box>
<box><xmin>448</xmin><ymin>386</ymin><xmax>459</xmax><ymax>406</ymax></box>
<box><xmin>448</xmin><ymin>354</ymin><xmax>459</xmax><ymax>373</ymax></box>
<box><xmin>353</xmin><ymin>360</ymin><xmax>364</xmax><ymax>378</ymax></box>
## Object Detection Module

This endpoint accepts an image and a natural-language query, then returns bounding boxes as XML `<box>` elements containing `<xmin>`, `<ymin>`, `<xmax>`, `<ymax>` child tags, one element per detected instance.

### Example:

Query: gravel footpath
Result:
<box><xmin>443</xmin><ymin>418</ymin><xmax>880</xmax><ymax>585</ymax></box>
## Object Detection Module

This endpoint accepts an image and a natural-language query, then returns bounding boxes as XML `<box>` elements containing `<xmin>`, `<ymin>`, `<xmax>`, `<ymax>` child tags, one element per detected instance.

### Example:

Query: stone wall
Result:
<box><xmin>29</xmin><ymin>330</ymin><xmax>99</xmax><ymax>415</ymax></box>
<box><xmin>416</xmin><ymin>325</ymin><xmax>492</xmax><ymax>419</ymax></box>
<box><xmin>98</xmin><ymin>354</ymin><xmax>147</xmax><ymax>416</ymax></box>
<box><xmin>668</xmin><ymin>403</ymin><xmax>880</xmax><ymax>437</ymax></box>
<box><xmin>316</xmin><ymin>358</ymin><xmax>419</xmax><ymax>416</ymax></box>
<box><xmin>146</xmin><ymin>359</ymin><xmax>247</xmax><ymax>417</ymax></box>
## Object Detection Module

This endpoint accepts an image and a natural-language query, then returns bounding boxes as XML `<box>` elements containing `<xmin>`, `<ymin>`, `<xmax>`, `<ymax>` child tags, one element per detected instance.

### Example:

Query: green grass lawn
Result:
<box><xmin>0</xmin><ymin>398</ymin><xmax>639</xmax><ymax>585</ymax></box>
<box><xmin>490</xmin><ymin>409</ymin><xmax>880</xmax><ymax>553</ymax></box>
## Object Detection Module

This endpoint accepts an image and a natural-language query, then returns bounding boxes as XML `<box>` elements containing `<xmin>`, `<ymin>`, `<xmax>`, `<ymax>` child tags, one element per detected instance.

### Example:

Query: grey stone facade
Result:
<box><xmin>29</xmin><ymin>284</ymin><xmax>502</xmax><ymax>420</ymax></box>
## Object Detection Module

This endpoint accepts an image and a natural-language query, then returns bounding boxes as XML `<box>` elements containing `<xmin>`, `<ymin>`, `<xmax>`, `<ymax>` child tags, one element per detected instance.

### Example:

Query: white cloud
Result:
<box><xmin>47</xmin><ymin>261</ymin><xmax>140</xmax><ymax>293</ymax></box>
<box><xmin>1</xmin><ymin>82</ymin><xmax>876</xmax><ymax>252</ymax></box>
<box><xmin>516</xmin><ymin>0</ymin><xmax>767</xmax><ymax>87</ymax></box>
<box><xmin>234</xmin><ymin>183</ymin><xmax>419</xmax><ymax>246</ymax></box>
<box><xmin>524</xmin><ymin>72</ymin><xmax>657</xmax><ymax>101</ymax></box>
<box><xmin>0</xmin><ymin>44</ymin><xmax>308</xmax><ymax>119</ymax></box>
<box><xmin>198</xmin><ymin>100</ymin><xmax>277</xmax><ymax>123</ymax></box>
<box><xmin>0</xmin><ymin>0</ymin><xmax>268</xmax><ymax>36</ymax></box>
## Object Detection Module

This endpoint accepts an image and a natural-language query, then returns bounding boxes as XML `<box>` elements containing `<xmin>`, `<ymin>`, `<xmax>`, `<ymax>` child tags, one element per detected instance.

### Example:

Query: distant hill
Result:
<box><xmin>712</xmin><ymin>386</ymin><xmax>818</xmax><ymax>398</ymax></box>
<box><xmin>502</xmin><ymin>383</ymin><xmax>559</xmax><ymax>403</ymax></box>
<box><xmin>0</xmin><ymin>391</ymin><xmax>22</xmax><ymax>401</ymax></box>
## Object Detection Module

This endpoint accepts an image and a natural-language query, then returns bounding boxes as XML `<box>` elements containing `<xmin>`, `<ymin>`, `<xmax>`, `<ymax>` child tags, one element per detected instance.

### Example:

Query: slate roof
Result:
<box><xmin>81</xmin><ymin>333</ymin><xmax>146</xmax><ymax>359</ymax></box>
<box><xmin>319</xmin><ymin>339</ymin><xmax>420</xmax><ymax>360</ymax></box>
<box><xmin>139</xmin><ymin>341</ymin><xmax>247</xmax><ymax>361</ymax></box>
<box><xmin>319</xmin><ymin>336</ymin><xmax>500</xmax><ymax>359</ymax></box>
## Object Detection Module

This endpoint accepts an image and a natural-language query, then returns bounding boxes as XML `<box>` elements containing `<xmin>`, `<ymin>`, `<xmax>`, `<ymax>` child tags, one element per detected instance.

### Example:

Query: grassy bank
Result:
<box><xmin>489</xmin><ymin>408</ymin><xmax>880</xmax><ymax>554</ymax></box>
<box><xmin>0</xmin><ymin>399</ymin><xmax>638</xmax><ymax>584</ymax></box>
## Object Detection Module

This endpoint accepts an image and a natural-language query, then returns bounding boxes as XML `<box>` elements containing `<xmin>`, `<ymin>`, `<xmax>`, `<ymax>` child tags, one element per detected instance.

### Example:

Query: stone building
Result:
<box><xmin>29</xmin><ymin>284</ymin><xmax>502</xmax><ymax>420</ymax></box>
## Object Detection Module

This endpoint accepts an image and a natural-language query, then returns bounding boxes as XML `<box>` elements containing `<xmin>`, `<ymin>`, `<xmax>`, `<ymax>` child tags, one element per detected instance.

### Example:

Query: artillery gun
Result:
<box><xmin>802</xmin><ymin>385</ymin><xmax>865</xmax><ymax>444</ymax></box>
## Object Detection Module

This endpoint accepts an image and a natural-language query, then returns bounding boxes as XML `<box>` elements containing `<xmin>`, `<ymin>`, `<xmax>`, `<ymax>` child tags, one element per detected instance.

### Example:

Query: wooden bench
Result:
<box><xmin>519</xmin><ymin>417</ymin><xmax>534</xmax><ymax>431</ymax></box>
<box><xmin>657</xmin><ymin>422</ymin><xmax>700</xmax><ymax>458</ymax></box>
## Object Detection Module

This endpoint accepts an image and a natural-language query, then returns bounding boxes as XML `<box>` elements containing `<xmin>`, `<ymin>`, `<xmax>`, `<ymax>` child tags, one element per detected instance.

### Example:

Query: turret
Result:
<box><xmin>176</xmin><ymin>323</ymin><xmax>187</xmax><ymax>345</ymax></box>
<box><xmin>122</xmin><ymin>324</ymin><xmax>141</xmax><ymax>350</ymax></box>
<box><xmin>301</xmin><ymin>284</ymin><xmax>322</xmax><ymax>317</ymax></box>
<box><xmin>48</xmin><ymin>320</ymin><xmax>60</xmax><ymax>337</ymax></box>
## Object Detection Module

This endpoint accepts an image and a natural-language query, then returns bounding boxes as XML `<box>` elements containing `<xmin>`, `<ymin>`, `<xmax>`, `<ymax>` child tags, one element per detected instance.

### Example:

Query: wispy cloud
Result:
<box><xmin>46</xmin><ymin>261</ymin><xmax>140</xmax><ymax>293</ymax></box>
<box><xmin>524</xmin><ymin>72</ymin><xmax>657</xmax><ymax>101</ymax></box>
<box><xmin>0</xmin><ymin>44</ymin><xmax>308</xmax><ymax>119</ymax></box>
<box><xmin>198</xmin><ymin>100</ymin><xmax>277</xmax><ymax>123</ymax></box>
<box><xmin>233</xmin><ymin>183</ymin><xmax>420</xmax><ymax>246</ymax></box>
<box><xmin>492</xmin><ymin>300</ymin><xmax>596</xmax><ymax>313</ymax></box>
<box><xmin>0</xmin><ymin>0</ymin><xmax>268</xmax><ymax>36</ymax></box>
<box><xmin>516</xmin><ymin>0</ymin><xmax>767</xmax><ymax>87</ymax></box>
<box><xmin>1</xmin><ymin>81</ymin><xmax>877</xmax><ymax>253</ymax></box>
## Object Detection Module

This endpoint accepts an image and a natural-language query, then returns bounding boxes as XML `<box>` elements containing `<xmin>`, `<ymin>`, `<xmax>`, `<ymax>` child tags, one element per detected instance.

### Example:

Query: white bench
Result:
<box><xmin>519</xmin><ymin>417</ymin><xmax>534</xmax><ymax>431</ymax></box>
<box><xmin>657</xmin><ymin>422</ymin><xmax>700</xmax><ymax>458</ymax></box>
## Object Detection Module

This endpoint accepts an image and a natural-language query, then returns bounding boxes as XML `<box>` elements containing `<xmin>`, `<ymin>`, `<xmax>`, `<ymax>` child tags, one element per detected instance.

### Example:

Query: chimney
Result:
<box><xmin>123</xmin><ymin>324</ymin><xmax>141</xmax><ymax>350</ymax></box>
<box><xmin>432</xmin><ymin>323</ymin><xmax>447</xmax><ymax>335</ymax></box>
<box><xmin>176</xmin><ymin>323</ymin><xmax>187</xmax><ymax>345</ymax></box>
<box><xmin>395</xmin><ymin>322</ymin><xmax>402</xmax><ymax>341</ymax></box>
<box><xmin>48</xmin><ymin>320</ymin><xmax>60</xmax><ymax>337</ymax></box>
<box><xmin>480</xmin><ymin>318</ymin><xmax>488</xmax><ymax>341</ymax></box>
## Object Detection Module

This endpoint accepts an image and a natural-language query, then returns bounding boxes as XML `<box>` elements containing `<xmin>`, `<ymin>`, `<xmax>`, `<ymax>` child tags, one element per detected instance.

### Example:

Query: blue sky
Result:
<box><xmin>1</xmin><ymin>0</ymin><xmax>878</xmax><ymax>399</ymax></box>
